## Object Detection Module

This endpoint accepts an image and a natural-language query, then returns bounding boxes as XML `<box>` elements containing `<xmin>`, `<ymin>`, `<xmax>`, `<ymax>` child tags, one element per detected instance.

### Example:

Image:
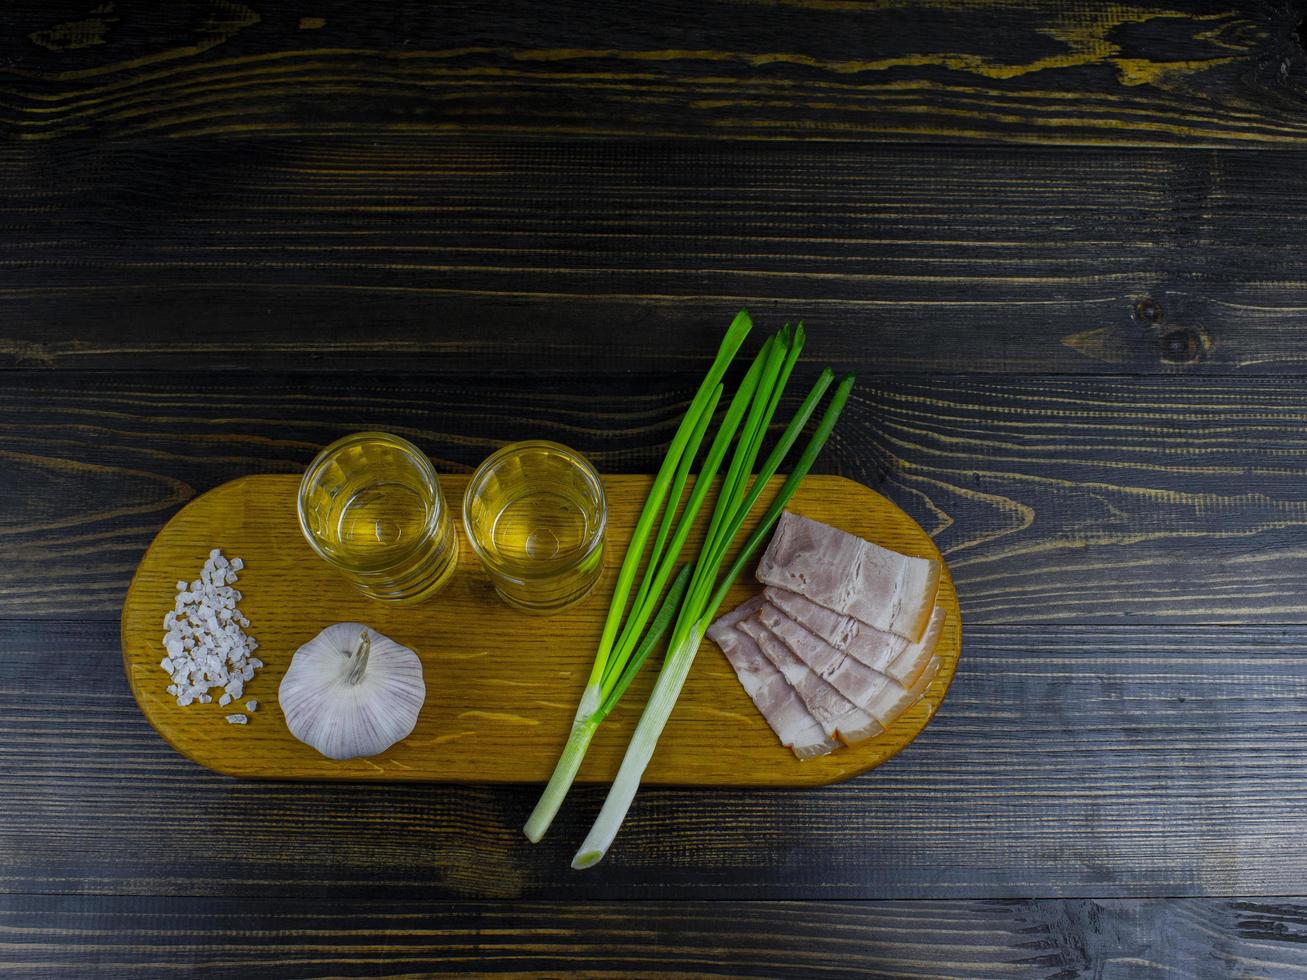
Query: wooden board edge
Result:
<box><xmin>119</xmin><ymin>477</ymin><xmax>275</xmax><ymax>780</ymax></box>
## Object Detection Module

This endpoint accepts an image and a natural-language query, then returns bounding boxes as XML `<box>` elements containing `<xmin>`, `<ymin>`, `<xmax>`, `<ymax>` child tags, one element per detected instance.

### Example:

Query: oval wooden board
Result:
<box><xmin>122</xmin><ymin>474</ymin><xmax>960</xmax><ymax>786</ymax></box>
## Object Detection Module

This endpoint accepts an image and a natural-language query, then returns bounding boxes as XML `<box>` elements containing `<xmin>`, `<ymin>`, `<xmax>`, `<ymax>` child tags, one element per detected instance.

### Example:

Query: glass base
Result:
<box><xmin>351</xmin><ymin>536</ymin><xmax>460</xmax><ymax>604</ymax></box>
<box><xmin>493</xmin><ymin>573</ymin><xmax>600</xmax><ymax>616</ymax></box>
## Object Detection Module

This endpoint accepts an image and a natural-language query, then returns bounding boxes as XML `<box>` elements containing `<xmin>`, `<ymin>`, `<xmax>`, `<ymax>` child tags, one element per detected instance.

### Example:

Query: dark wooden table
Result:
<box><xmin>5</xmin><ymin>1</ymin><xmax>1307</xmax><ymax>976</ymax></box>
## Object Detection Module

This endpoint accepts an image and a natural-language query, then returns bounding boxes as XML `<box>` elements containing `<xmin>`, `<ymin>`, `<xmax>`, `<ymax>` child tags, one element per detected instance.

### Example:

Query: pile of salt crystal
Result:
<box><xmin>160</xmin><ymin>548</ymin><xmax>262</xmax><ymax>722</ymax></box>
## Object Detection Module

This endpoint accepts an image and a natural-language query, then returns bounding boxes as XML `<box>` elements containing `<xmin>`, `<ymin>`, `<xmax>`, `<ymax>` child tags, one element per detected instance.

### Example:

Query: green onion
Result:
<box><xmin>526</xmin><ymin>326</ymin><xmax>782</xmax><ymax>842</ymax></box>
<box><xmin>523</xmin><ymin>312</ymin><xmax>753</xmax><ymax>843</ymax></box>
<box><xmin>519</xmin><ymin>563</ymin><xmax>692</xmax><ymax>845</ymax></box>
<box><xmin>599</xmin><ymin>563</ymin><xmax>693</xmax><ymax>719</ymax></box>
<box><xmin>589</xmin><ymin>311</ymin><xmax>752</xmax><ymax>689</ymax></box>
<box><xmin>617</xmin><ymin>388</ymin><xmax>720</xmax><ymax>664</ymax></box>
<box><xmin>571</xmin><ymin>373</ymin><xmax>855</xmax><ymax>869</ymax></box>
<box><xmin>702</xmin><ymin>324</ymin><xmax>803</xmax><ymax>564</ymax></box>
<box><xmin>522</xmin><ymin>309</ymin><xmax>853</xmax><ymax>861</ymax></box>
<box><xmin>599</xmin><ymin>334</ymin><xmax>775</xmax><ymax>693</ymax></box>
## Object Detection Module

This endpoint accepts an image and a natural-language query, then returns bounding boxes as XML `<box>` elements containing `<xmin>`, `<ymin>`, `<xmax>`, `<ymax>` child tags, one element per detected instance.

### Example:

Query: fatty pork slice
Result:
<box><xmin>866</xmin><ymin>655</ymin><xmax>942</xmax><ymax>729</ymax></box>
<box><xmin>764</xmin><ymin>586</ymin><xmax>907</xmax><ymax>673</ymax></box>
<box><xmin>737</xmin><ymin>616</ymin><xmax>882</xmax><ymax>746</ymax></box>
<box><xmin>707</xmin><ymin>597</ymin><xmax>837</xmax><ymax>760</ymax></box>
<box><xmin>765</xmin><ymin>587</ymin><xmax>947</xmax><ymax>689</ymax></box>
<box><xmin>756</xmin><ymin>511</ymin><xmax>940</xmax><ymax>642</ymax></box>
<box><xmin>885</xmin><ymin>606</ymin><xmax>947</xmax><ymax>688</ymax></box>
<box><xmin>759</xmin><ymin>603</ymin><xmax>937</xmax><ymax>731</ymax></box>
<box><xmin>756</xmin><ymin>602</ymin><xmax>891</xmax><ymax>712</ymax></box>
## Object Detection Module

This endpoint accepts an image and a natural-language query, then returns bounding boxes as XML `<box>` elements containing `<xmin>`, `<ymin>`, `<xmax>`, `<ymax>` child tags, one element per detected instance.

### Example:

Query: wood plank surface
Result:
<box><xmin>8</xmin><ymin>619</ymin><xmax>1307</xmax><ymax>900</ymax></box>
<box><xmin>5</xmin><ymin>139</ymin><xmax>1307</xmax><ymax>375</ymax></box>
<box><xmin>4</xmin><ymin>894</ymin><xmax>1307</xmax><ymax>979</ymax></box>
<box><xmin>120</xmin><ymin>473</ymin><xmax>960</xmax><ymax>785</ymax></box>
<box><xmin>5</xmin><ymin>369</ymin><xmax>1306</xmax><ymax>626</ymax></box>
<box><xmin>8</xmin><ymin>0</ymin><xmax>1307</xmax><ymax>969</ymax></box>
<box><xmin>2</xmin><ymin>1</ymin><xmax>1304</xmax><ymax>145</ymax></box>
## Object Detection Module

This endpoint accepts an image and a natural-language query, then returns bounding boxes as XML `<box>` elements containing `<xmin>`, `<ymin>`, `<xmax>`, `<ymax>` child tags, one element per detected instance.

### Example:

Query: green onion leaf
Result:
<box><xmin>598</xmin><ymin>563</ymin><xmax>693</xmax><ymax>721</ymax></box>
<box><xmin>585</xmin><ymin>311</ymin><xmax>751</xmax><ymax>692</ymax></box>
<box><xmin>571</xmin><ymin>373</ymin><xmax>855</xmax><ymax>869</ymax></box>
<box><xmin>525</xmin><ymin>309</ymin><xmax>854</xmax><ymax>863</ymax></box>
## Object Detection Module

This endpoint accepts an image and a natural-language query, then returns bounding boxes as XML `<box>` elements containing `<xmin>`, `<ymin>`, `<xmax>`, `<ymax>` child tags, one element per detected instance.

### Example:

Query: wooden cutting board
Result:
<box><xmin>121</xmin><ymin>474</ymin><xmax>961</xmax><ymax>786</ymax></box>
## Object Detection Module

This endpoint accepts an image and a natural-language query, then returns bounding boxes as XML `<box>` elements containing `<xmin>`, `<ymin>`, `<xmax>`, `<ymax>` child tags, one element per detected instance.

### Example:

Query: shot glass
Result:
<box><xmin>462</xmin><ymin>440</ymin><xmax>607</xmax><ymax>614</ymax></box>
<box><xmin>297</xmin><ymin>431</ymin><xmax>459</xmax><ymax>603</ymax></box>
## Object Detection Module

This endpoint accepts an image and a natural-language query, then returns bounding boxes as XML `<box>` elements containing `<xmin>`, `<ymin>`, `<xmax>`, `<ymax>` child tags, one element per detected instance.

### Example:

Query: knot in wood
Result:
<box><xmin>1133</xmin><ymin>298</ymin><xmax>1163</xmax><ymax>324</ymax></box>
<box><xmin>1160</xmin><ymin>329</ymin><xmax>1203</xmax><ymax>364</ymax></box>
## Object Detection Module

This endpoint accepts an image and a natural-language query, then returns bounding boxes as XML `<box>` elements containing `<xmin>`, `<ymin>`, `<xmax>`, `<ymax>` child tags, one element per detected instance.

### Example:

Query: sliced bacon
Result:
<box><xmin>756</xmin><ymin>602</ymin><xmax>890</xmax><ymax>709</ymax></box>
<box><xmin>763</xmin><ymin>586</ymin><xmax>907</xmax><ymax>673</ymax></box>
<box><xmin>865</xmin><ymin>655</ymin><xmax>940</xmax><ymax>729</ymax></box>
<box><xmin>707</xmin><ymin>597</ymin><xmax>837</xmax><ymax>760</ymax></box>
<box><xmin>756</xmin><ymin>511</ymin><xmax>940</xmax><ymax>642</ymax></box>
<box><xmin>737</xmin><ymin>616</ymin><xmax>882</xmax><ymax>746</ymax></box>
<box><xmin>759</xmin><ymin>603</ymin><xmax>938</xmax><ymax>730</ymax></box>
<box><xmin>885</xmin><ymin>607</ymin><xmax>946</xmax><ymax>688</ymax></box>
<box><xmin>765</xmin><ymin>586</ymin><xmax>946</xmax><ymax>689</ymax></box>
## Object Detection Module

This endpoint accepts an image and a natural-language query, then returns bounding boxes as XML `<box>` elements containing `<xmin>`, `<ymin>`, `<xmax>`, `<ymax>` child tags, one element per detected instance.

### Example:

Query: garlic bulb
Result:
<box><xmin>279</xmin><ymin>622</ymin><xmax>425</xmax><ymax>760</ymax></box>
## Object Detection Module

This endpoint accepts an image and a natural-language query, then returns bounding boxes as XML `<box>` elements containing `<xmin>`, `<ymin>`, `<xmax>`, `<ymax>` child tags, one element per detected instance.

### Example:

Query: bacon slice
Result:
<box><xmin>738</xmin><ymin>616</ymin><xmax>882</xmax><ymax>746</ymax></box>
<box><xmin>885</xmin><ymin>606</ymin><xmax>946</xmax><ymax>688</ymax></box>
<box><xmin>764</xmin><ymin>586</ymin><xmax>946</xmax><ymax>688</ymax></box>
<box><xmin>764</xmin><ymin>586</ymin><xmax>906</xmax><ymax>673</ymax></box>
<box><xmin>868</xmin><ymin>655</ymin><xmax>942</xmax><ymax>728</ymax></box>
<box><xmin>707</xmin><ymin>597</ymin><xmax>837</xmax><ymax>760</ymax></box>
<box><xmin>759</xmin><ymin>603</ymin><xmax>938</xmax><ymax>731</ymax></box>
<box><xmin>756</xmin><ymin>511</ymin><xmax>940</xmax><ymax>642</ymax></box>
<box><xmin>756</xmin><ymin>602</ymin><xmax>890</xmax><ymax>709</ymax></box>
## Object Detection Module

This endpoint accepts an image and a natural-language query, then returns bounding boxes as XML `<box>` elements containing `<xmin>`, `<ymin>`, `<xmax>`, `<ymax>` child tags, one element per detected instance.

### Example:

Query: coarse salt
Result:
<box><xmin>160</xmin><ymin>549</ymin><xmax>260</xmax><ymax>717</ymax></box>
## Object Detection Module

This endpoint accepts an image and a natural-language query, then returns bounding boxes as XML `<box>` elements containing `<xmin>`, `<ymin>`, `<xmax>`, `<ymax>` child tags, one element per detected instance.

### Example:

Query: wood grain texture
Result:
<box><xmin>4</xmin><ymin>894</ymin><xmax>1307</xmax><ymax>979</ymax></box>
<box><xmin>5</xmin><ymin>139</ymin><xmax>1307</xmax><ymax>375</ymax></box>
<box><xmin>120</xmin><ymin>473</ymin><xmax>961</xmax><ymax>785</ymax></box>
<box><xmin>1</xmin><ymin>1</ymin><xmax>1305</xmax><ymax>145</ymax></box>
<box><xmin>9</xmin><ymin>619</ymin><xmax>1307</xmax><ymax>899</ymax></box>
<box><xmin>6</xmin><ymin>1</ymin><xmax>1307</xmax><ymax>963</ymax></box>
<box><xmin>6</xmin><ymin>370</ymin><xmax>1307</xmax><ymax>626</ymax></box>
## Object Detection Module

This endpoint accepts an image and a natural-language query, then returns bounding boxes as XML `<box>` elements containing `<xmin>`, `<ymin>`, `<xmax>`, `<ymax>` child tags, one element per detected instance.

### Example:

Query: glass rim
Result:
<box><xmin>296</xmin><ymin>430</ymin><xmax>444</xmax><ymax>570</ymax></box>
<box><xmin>462</xmin><ymin>439</ymin><xmax>608</xmax><ymax>575</ymax></box>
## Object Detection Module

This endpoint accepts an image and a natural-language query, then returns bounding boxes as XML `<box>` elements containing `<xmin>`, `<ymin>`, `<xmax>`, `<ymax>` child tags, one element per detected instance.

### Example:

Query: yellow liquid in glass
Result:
<box><xmin>464</xmin><ymin>442</ymin><xmax>605</xmax><ymax>613</ymax></box>
<box><xmin>300</xmin><ymin>433</ymin><xmax>457</xmax><ymax>603</ymax></box>
<box><xmin>489</xmin><ymin>489</ymin><xmax>594</xmax><ymax>564</ymax></box>
<box><xmin>332</xmin><ymin>481</ymin><xmax>429</xmax><ymax>565</ymax></box>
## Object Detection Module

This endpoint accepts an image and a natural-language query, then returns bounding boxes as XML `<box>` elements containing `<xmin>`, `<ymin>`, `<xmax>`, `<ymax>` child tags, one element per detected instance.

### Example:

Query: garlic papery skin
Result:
<box><xmin>279</xmin><ymin>622</ymin><xmax>426</xmax><ymax>761</ymax></box>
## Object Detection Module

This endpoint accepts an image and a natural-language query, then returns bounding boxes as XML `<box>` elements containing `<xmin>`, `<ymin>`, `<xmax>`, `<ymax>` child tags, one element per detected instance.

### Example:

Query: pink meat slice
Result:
<box><xmin>886</xmin><ymin>606</ymin><xmax>947</xmax><ymax>688</ymax></box>
<box><xmin>866</xmin><ymin>656</ymin><xmax>941</xmax><ymax>729</ymax></box>
<box><xmin>756</xmin><ymin>603</ymin><xmax>891</xmax><ymax>710</ymax></box>
<box><xmin>707</xmin><ymin>597</ymin><xmax>837</xmax><ymax>760</ymax></box>
<box><xmin>764</xmin><ymin>586</ymin><xmax>907</xmax><ymax>673</ymax></box>
<box><xmin>759</xmin><ymin>602</ymin><xmax>937</xmax><ymax>730</ymax></box>
<box><xmin>756</xmin><ymin>511</ymin><xmax>940</xmax><ymax>642</ymax></box>
<box><xmin>765</xmin><ymin>586</ymin><xmax>946</xmax><ymax>687</ymax></box>
<box><xmin>738</xmin><ymin>616</ymin><xmax>882</xmax><ymax>746</ymax></box>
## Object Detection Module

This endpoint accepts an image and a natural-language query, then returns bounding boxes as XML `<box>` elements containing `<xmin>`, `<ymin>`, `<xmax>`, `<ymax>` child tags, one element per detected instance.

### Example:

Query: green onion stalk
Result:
<box><xmin>523</xmin><ymin>311</ymin><xmax>754</xmax><ymax>843</ymax></box>
<box><xmin>571</xmin><ymin>373</ymin><xmax>854</xmax><ymax>867</ymax></box>
<box><xmin>522</xmin><ymin>309</ymin><xmax>854</xmax><ymax>863</ymax></box>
